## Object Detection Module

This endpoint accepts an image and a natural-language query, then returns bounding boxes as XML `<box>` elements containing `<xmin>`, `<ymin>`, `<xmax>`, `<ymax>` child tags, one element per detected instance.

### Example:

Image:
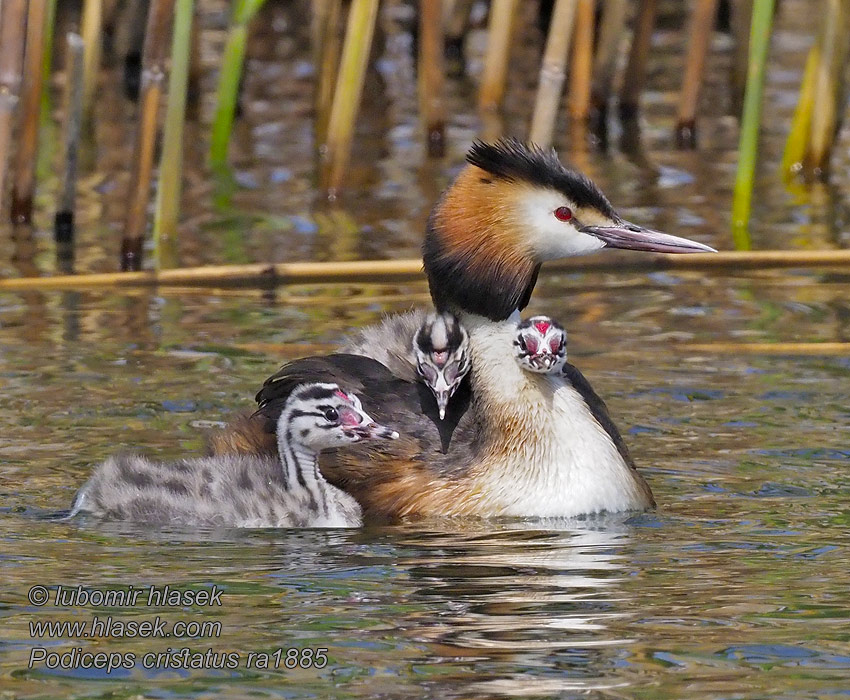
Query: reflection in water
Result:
<box><xmin>0</xmin><ymin>282</ymin><xmax>849</xmax><ymax>697</ymax></box>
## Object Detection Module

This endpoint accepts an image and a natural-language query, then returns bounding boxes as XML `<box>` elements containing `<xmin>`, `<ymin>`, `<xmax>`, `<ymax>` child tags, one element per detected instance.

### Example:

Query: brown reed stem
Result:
<box><xmin>312</xmin><ymin>0</ymin><xmax>342</xmax><ymax>152</ymax></box>
<box><xmin>321</xmin><ymin>0</ymin><xmax>379</xmax><ymax>197</ymax></box>
<box><xmin>729</xmin><ymin>0</ymin><xmax>753</xmax><ymax>116</ymax></box>
<box><xmin>419</xmin><ymin>0</ymin><xmax>446</xmax><ymax>156</ymax></box>
<box><xmin>619</xmin><ymin>0</ymin><xmax>658</xmax><ymax>118</ymax></box>
<box><xmin>121</xmin><ymin>0</ymin><xmax>176</xmax><ymax>271</ymax></box>
<box><xmin>10</xmin><ymin>0</ymin><xmax>48</xmax><ymax>224</ymax></box>
<box><xmin>0</xmin><ymin>0</ymin><xmax>28</xmax><ymax>216</ymax></box>
<box><xmin>478</xmin><ymin>0</ymin><xmax>518</xmax><ymax>112</ymax></box>
<box><xmin>675</xmin><ymin>0</ymin><xmax>718</xmax><ymax>147</ymax></box>
<box><xmin>55</xmin><ymin>33</ymin><xmax>85</xmax><ymax>247</ymax></box>
<box><xmin>529</xmin><ymin>0</ymin><xmax>578</xmax><ymax>147</ymax></box>
<box><xmin>568</xmin><ymin>0</ymin><xmax>595</xmax><ymax>121</ymax></box>
<box><xmin>80</xmin><ymin>0</ymin><xmax>103</xmax><ymax>129</ymax></box>
<box><xmin>590</xmin><ymin>0</ymin><xmax>627</xmax><ymax>114</ymax></box>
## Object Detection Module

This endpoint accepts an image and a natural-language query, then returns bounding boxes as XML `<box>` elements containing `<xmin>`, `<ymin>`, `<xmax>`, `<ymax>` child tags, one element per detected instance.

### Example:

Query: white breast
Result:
<box><xmin>462</xmin><ymin>314</ymin><xmax>650</xmax><ymax>517</ymax></box>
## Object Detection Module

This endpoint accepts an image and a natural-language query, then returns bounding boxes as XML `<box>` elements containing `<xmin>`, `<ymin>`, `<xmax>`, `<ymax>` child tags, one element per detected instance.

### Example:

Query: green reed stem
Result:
<box><xmin>209</xmin><ymin>0</ymin><xmax>267</xmax><ymax>171</ymax></box>
<box><xmin>154</xmin><ymin>0</ymin><xmax>194</xmax><ymax>269</ymax></box>
<box><xmin>731</xmin><ymin>0</ymin><xmax>775</xmax><ymax>251</ymax></box>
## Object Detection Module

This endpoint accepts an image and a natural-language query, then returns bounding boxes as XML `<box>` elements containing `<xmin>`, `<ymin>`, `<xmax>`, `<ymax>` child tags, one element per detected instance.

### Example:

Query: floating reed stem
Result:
<box><xmin>590</xmin><ymin>0</ymin><xmax>627</xmax><ymax>116</ymax></box>
<box><xmin>529</xmin><ymin>0</ymin><xmax>578</xmax><ymax>147</ymax></box>
<box><xmin>209</xmin><ymin>0</ymin><xmax>267</xmax><ymax>172</ymax></box>
<box><xmin>121</xmin><ymin>0</ymin><xmax>176</xmax><ymax>271</ymax></box>
<box><xmin>478</xmin><ymin>0</ymin><xmax>519</xmax><ymax>112</ymax></box>
<box><xmin>6</xmin><ymin>250</ymin><xmax>850</xmax><ymax>292</ymax></box>
<box><xmin>804</xmin><ymin>0</ymin><xmax>850</xmax><ymax>177</ymax></box>
<box><xmin>418</xmin><ymin>0</ymin><xmax>446</xmax><ymax>157</ymax></box>
<box><xmin>10</xmin><ymin>0</ymin><xmax>48</xmax><ymax>224</ymax></box>
<box><xmin>675</xmin><ymin>0</ymin><xmax>718</xmax><ymax>147</ymax></box>
<box><xmin>80</xmin><ymin>0</ymin><xmax>103</xmax><ymax>128</ymax></box>
<box><xmin>568</xmin><ymin>0</ymin><xmax>595</xmax><ymax>121</ymax></box>
<box><xmin>321</xmin><ymin>0</ymin><xmax>379</xmax><ymax>196</ymax></box>
<box><xmin>153</xmin><ymin>0</ymin><xmax>195</xmax><ymax>269</ymax></box>
<box><xmin>312</xmin><ymin>0</ymin><xmax>342</xmax><ymax>152</ymax></box>
<box><xmin>619</xmin><ymin>0</ymin><xmax>658</xmax><ymax>118</ymax></box>
<box><xmin>55</xmin><ymin>33</ymin><xmax>85</xmax><ymax>259</ymax></box>
<box><xmin>731</xmin><ymin>0</ymin><xmax>775</xmax><ymax>250</ymax></box>
<box><xmin>0</xmin><ymin>0</ymin><xmax>28</xmax><ymax>216</ymax></box>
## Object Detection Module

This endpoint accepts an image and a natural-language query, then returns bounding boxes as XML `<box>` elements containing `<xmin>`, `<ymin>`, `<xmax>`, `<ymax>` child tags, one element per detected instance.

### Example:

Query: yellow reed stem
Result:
<box><xmin>321</xmin><ymin>0</ymin><xmax>379</xmax><ymax>196</ymax></box>
<box><xmin>529</xmin><ymin>0</ymin><xmax>578</xmax><ymax>147</ymax></box>
<box><xmin>478</xmin><ymin>0</ymin><xmax>519</xmax><ymax>112</ymax></box>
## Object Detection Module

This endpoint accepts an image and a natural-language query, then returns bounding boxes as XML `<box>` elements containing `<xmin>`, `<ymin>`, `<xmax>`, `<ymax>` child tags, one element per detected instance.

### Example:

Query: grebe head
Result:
<box><xmin>513</xmin><ymin>315</ymin><xmax>567</xmax><ymax>374</ymax></box>
<box><xmin>413</xmin><ymin>312</ymin><xmax>470</xmax><ymax>420</ymax></box>
<box><xmin>424</xmin><ymin>138</ymin><xmax>715</xmax><ymax>321</ymax></box>
<box><xmin>279</xmin><ymin>383</ymin><xmax>399</xmax><ymax>450</ymax></box>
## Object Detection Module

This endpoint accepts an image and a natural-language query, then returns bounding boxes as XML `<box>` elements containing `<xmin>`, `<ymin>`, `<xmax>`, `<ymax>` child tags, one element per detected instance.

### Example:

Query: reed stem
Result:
<box><xmin>731</xmin><ymin>0</ymin><xmax>775</xmax><ymax>249</ymax></box>
<box><xmin>781</xmin><ymin>36</ymin><xmax>818</xmax><ymax>179</ymax></box>
<box><xmin>0</xmin><ymin>0</ymin><xmax>27</xmax><ymax>216</ymax></box>
<box><xmin>121</xmin><ymin>0</ymin><xmax>176</xmax><ymax>271</ymax></box>
<box><xmin>729</xmin><ymin>0</ymin><xmax>753</xmax><ymax>116</ymax></box>
<box><xmin>209</xmin><ymin>0</ymin><xmax>267</xmax><ymax>171</ymax></box>
<box><xmin>312</xmin><ymin>0</ymin><xmax>342</xmax><ymax>153</ymax></box>
<box><xmin>419</xmin><ymin>0</ymin><xmax>446</xmax><ymax>156</ymax></box>
<box><xmin>529</xmin><ymin>0</ymin><xmax>577</xmax><ymax>147</ymax></box>
<box><xmin>590</xmin><ymin>0</ymin><xmax>627</xmax><ymax>115</ymax></box>
<box><xmin>55</xmin><ymin>33</ymin><xmax>85</xmax><ymax>255</ymax></box>
<box><xmin>804</xmin><ymin>0</ymin><xmax>850</xmax><ymax>176</ymax></box>
<box><xmin>478</xmin><ymin>0</ymin><xmax>518</xmax><ymax>112</ymax></box>
<box><xmin>153</xmin><ymin>0</ymin><xmax>195</xmax><ymax>269</ymax></box>
<box><xmin>568</xmin><ymin>0</ymin><xmax>594</xmax><ymax>121</ymax></box>
<box><xmin>80</xmin><ymin>0</ymin><xmax>103</xmax><ymax>129</ymax></box>
<box><xmin>675</xmin><ymin>0</ymin><xmax>718</xmax><ymax>147</ymax></box>
<box><xmin>619</xmin><ymin>0</ymin><xmax>658</xmax><ymax>118</ymax></box>
<box><xmin>5</xmin><ymin>250</ymin><xmax>850</xmax><ymax>292</ymax></box>
<box><xmin>10</xmin><ymin>0</ymin><xmax>48</xmax><ymax>224</ymax></box>
<box><xmin>321</xmin><ymin>0</ymin><xmax>379</xmax><ymax>196</ymax></box>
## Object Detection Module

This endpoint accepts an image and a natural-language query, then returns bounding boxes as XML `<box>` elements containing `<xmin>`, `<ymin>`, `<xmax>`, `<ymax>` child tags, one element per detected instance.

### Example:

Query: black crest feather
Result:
<box><xmin>466</xmin><ymin>138</ymin><xmax>618</xmax><ymax>218</ymax></box>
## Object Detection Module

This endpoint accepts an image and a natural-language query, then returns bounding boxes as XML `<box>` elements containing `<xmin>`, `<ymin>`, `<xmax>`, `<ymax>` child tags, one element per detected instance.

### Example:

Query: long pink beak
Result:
<box><xmin>580</xmin><ymin>222</ymin><xmax>716</xmax><ymax>253</ymax></box>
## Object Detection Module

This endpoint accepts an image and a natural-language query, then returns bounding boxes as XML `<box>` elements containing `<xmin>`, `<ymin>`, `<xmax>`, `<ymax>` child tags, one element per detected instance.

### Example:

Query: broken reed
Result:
<box><xmin>0</xmin><ymin>0</ymin><xmax>28</xmax><ymax>215</ymax></box>
<box><xmin>731</xmin><ymin>0</ymin><xmax>776</xmax><ymax>249</ymax></box>
<box><xmin>675</xmin><ymin>0</ymin><xmax>719</xmax><ymax>146</ymax></box>
<box><xmin>419</xmin><ymin>0</ymin><xmax>446</xmax><ymax>156</ymax></box>
<box><xmin>10</xmin><ymin>0</ymin><xmax>48</xmax><ymax>224</ymax></box>
<box><xmin>209</xmin><ymin>0</ymin><xmax>267</xmax><ymax>172</ymax></box>
<box><xmin>55</xmin><ymin>32</ymin><xmax>85</xmax><ymax>262</ymax></box>
<box><xmin>321</xmin><ymin>0</ymin><xmax>380</xmax><ymax>196</ymax></box>
<box><xmin>529</xmin><ymin>0</ymin><xmax>577</xmax><ymax>147</ymax></box>
<box><xmin>121</xmin><ymin>0</ymin><xmax>176</xmax><ymax>271</ymax></box>
<box><xmin>153</xmin><ymin>0</ymin><xmax>195</xmax><ymax>269</ymax></box>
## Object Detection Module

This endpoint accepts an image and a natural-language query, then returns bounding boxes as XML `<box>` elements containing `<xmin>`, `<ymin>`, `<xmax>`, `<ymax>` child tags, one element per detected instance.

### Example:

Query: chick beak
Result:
<box><xmin>357</xmin><ymin>422</ymin><xmax>399</xmax><ymax>441</ymax></box>
<box><xmin>580</xmin><ymin>221</ymin><xmax>717</xmax><ymax>253</ymax></box>
<box><xmin>435</xmin><ymin>391</ymin><xmax>451</xmax><ymax>421</ymax></box>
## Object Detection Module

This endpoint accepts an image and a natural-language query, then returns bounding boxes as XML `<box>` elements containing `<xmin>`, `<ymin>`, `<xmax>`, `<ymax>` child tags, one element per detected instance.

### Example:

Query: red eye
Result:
<box><xmin>554</xmin><ymin>206</ymin><xmax>573</xmax><ymax>222</ymax></box>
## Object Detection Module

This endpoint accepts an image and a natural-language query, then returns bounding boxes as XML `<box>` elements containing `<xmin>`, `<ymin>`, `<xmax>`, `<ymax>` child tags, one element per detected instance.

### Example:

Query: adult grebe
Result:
<box><xmin>222</xmin><ymin>139</ymin><xmax>715</xmax><ymax>519</ymax></box>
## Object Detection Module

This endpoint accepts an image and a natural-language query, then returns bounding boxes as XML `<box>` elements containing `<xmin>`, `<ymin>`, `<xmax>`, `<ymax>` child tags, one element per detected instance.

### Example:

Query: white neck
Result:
<box><xmin>459</xmin><ymin>310</ymin><xmax>652</xmax><ymax>517</ymax></box>
<box><xmin>277</xmin><ymin>437</ymin><xmax>330</xmax><ymax>517</ymax></box>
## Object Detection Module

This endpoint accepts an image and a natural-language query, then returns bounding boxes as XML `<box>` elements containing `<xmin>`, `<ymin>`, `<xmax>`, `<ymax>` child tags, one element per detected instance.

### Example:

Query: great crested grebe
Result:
<box><xmin>343</xmin><ymin>310</ymin><xmax>470</xmax><ymax>419</ymax></box>
<box><xmin>219</xmin><ymin>139</ymin><xmax>715</xmax><ymax>520</ymax></box>
<box><xmin>70</xmin><ymin>383</ymin><xmax>398</xmax><ymax>528</ymax></box>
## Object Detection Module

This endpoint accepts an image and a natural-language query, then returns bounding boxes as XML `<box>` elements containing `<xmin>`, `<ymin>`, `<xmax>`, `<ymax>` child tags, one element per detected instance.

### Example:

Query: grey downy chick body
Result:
<box><xmin>342</xmin><ymin>309</ymin><xmax>470</xmax><ymax>419</ymax></box>
<box><xmin>70</xmin><ymin>383</ymin><xmax>398</xmax><ymax>528</ymax></box>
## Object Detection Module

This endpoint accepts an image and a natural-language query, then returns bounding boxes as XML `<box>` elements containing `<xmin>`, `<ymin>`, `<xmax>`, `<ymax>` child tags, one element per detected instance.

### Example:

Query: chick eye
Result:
<box><xmin>554</xmin><ymin>206</ymin><xmax>573</xmax><ymax>222</ymax></box>
<box><xmin>323</xmin><ymin>408</ymin><xmax>339</xmax><ymax>422</ymax></box>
